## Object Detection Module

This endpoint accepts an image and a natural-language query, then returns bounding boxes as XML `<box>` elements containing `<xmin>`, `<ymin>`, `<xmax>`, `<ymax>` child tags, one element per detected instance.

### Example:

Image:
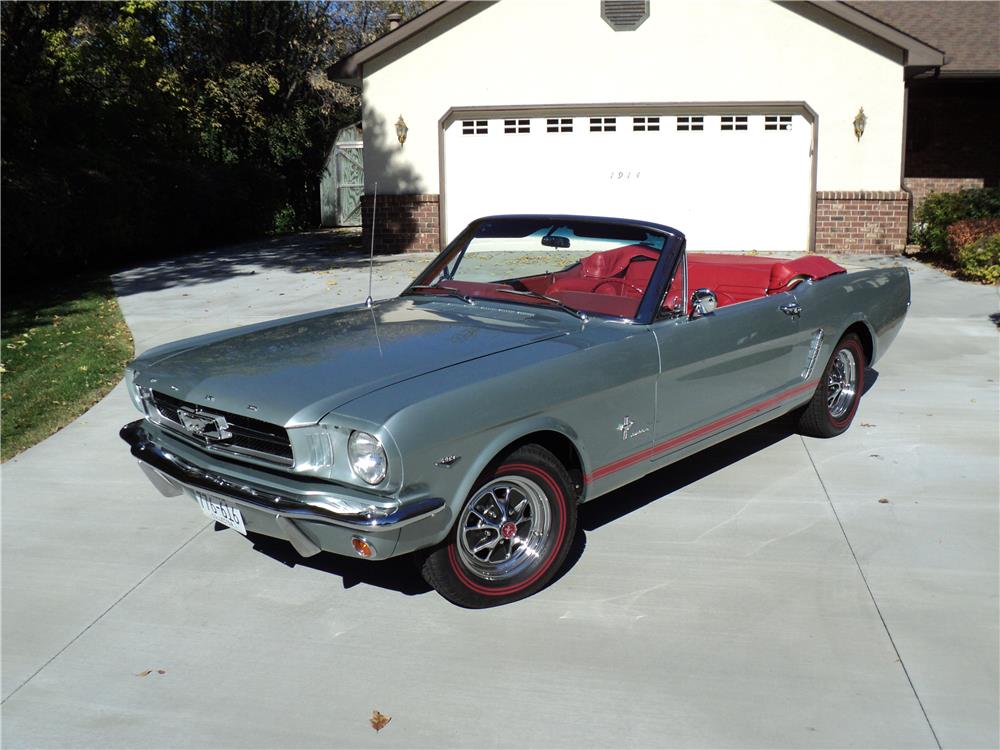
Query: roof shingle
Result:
<box><xmin>849</xmin><ymin>1</ymin><xmax>1000</xmax><ymax>73</ymax></box>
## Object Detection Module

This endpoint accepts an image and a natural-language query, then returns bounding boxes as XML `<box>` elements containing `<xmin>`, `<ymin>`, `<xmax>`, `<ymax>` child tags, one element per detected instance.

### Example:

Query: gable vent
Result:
<box><xmin>601</xmin><ymin>0</ymin><xmax>649</xmax><ymax>31</ymax></box>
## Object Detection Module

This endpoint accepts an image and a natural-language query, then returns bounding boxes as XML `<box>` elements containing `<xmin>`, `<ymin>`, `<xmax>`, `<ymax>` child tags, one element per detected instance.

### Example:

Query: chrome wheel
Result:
<box><xmin>456</xmin><ymin>476</ymin><xmax>551</xmax><ymax>582</ymax></box>
<box><xmin>827</xmin><ymin>347</ymin><xmax>858</xmax><ymax>419</ymax></box>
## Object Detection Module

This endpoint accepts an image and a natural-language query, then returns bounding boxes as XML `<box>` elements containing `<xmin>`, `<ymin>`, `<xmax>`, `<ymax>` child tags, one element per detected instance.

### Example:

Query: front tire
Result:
<box><xmin>797</xmin><ymin>333</ymin><xmax>865</xmax><ymax>438</ymax></box>
<box><xmin>421</xmin><ymin>445</ymin><xmax>577</xmax><ymax>608</ymax></box>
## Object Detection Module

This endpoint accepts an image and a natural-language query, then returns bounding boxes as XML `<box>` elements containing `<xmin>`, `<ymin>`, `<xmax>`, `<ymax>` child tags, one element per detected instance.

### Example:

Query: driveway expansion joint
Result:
<box><xmin>0</xmin><ymin>522</ymin><xmax>212</xmax><ymax>706</ymax></box>
<box><xmin>800</xmin><ymin>435</ymin><xmax>943</xmax><ymax>750</ymax></box>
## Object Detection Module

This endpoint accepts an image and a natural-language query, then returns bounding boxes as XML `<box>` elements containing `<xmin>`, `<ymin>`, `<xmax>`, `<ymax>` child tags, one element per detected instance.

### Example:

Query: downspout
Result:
<box><xmin>900</xmin><ymin>78</ymin><xmax>914</xmax><ymax>250</ymax></box>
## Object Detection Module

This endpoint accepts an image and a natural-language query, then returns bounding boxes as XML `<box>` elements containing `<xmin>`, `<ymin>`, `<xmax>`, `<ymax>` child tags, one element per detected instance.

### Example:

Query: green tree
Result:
<box><xmin>1</xmin><ymin>1</ymin><xmax>432</xmax><ymax>287</ymax></box>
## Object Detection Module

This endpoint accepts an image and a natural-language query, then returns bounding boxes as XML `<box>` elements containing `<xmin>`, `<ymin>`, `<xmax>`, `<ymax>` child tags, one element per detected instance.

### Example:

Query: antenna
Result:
<box><xmin>365</xmin><ymin>182</ymin><xmax>378</xmax><ymax>308</ymax></box>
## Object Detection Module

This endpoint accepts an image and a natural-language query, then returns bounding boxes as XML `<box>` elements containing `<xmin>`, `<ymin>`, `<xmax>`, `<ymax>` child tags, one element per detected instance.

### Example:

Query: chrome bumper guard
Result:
<box><xmin>120</xmin><ymin>420</ymin><xmax>445</xmax><ymax>533</ymax></box>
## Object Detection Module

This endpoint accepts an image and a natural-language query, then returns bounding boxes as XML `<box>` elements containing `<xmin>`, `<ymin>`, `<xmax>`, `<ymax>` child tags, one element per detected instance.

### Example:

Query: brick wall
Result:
<box><xmin>366</xmin><ymin>191</ymin><xmax>915</xmax><ymax>255</ymax></box>
<box><xmin>814</xmin><ymin>191</ymin><xmax>909</xmax><ymax>254</ymax></box>
<box><xmin>904</xmin><ymin>177</ymin><xmax>986</xmax><ymax>211</ymax></box>
<box><xmin>361</xmin><ymin>194</ymin><xmax>440</xmax><ymax>254</ymax></box>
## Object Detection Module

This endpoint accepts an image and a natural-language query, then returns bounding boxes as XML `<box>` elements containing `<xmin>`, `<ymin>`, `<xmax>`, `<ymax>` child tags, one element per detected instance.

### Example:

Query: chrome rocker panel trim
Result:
<box><xmin>120</xmin><ymin>420</ymin><xmax>445</xmax><ymax>531</ymax></box>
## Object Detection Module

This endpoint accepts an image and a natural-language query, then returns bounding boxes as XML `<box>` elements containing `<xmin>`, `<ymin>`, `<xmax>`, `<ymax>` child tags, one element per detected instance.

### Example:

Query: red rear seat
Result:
<box><xmin>544</xmin><ymin>247</ymin><xmax>846</xmax><ymax>315</ymax></box>
<box><xmin>687</xmin><ymin>253</ymin><xmax>845</xmax><ymax>307</ymax></box>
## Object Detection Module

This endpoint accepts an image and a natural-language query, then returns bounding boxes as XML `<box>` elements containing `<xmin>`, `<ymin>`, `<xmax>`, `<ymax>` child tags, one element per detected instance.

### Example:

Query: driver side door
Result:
<box><xmin>649</xmin><ymin>253</ymin><xmax>803</xmax><ymax>465</ymax></box>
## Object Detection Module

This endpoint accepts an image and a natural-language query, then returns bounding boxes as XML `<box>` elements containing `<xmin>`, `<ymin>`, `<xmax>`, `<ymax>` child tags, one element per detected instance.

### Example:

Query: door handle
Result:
<box><xmin>780</xmin><ymin>303</ymin><xmax>802</xmax><ymax>318</ymax></box>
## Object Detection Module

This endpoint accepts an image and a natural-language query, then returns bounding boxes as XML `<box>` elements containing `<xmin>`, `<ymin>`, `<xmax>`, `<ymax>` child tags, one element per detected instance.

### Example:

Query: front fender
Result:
<box><xmin>389</xmin><ymin>415</ymin><xmax>591</xmax><ymax>555</ymax></box>
<box><xmin>450</xmin><ymin>415</ymin><xmax>593</xmax><ymax>513</ymax></box>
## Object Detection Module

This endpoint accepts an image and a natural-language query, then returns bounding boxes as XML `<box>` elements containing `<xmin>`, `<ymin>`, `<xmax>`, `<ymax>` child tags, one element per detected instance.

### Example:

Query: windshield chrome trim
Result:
<box><xmin>404</xmin><ymin>214</ymin><xmax>687</xmax><ymax>328</ymax></box>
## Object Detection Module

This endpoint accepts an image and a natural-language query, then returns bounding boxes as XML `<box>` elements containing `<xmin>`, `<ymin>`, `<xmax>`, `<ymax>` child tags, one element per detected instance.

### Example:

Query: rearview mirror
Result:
<box><xmin>541</xmin><ymin>235</ymin><xmax>570</xmax><ymax>248</ymax></box>
<box><xmin>690</xmin><ymin>288</ymin><xmax>717</xmax><ymax>319</ymax></box>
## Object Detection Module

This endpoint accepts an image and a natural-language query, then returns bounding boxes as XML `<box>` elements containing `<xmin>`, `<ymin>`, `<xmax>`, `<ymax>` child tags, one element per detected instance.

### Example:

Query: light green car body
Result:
<box><xmin>121</xmin><ymin>221</ymin><xmax>910</xmax><ymax>563</ymax></box>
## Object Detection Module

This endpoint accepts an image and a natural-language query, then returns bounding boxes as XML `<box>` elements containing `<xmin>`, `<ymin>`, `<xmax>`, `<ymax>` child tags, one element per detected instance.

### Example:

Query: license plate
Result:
<box><xmin>196</xmin><ymin>493</ymin><xmax>247</xmax><ymax>535</ymax></box>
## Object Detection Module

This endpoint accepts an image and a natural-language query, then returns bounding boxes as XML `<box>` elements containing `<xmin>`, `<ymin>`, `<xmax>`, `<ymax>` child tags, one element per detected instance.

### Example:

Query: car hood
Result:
<box><xmin>132</xmin><ymin>297</ymin><xmax>573</xmax><ymax>426</ymax></box>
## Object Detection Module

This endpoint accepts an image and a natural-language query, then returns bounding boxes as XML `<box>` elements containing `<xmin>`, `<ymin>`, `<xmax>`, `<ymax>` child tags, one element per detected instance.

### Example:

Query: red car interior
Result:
<box><xmin>444</xmin><ymin>245</ymin><xmax>846</xmax><ymax>320</ymax></box>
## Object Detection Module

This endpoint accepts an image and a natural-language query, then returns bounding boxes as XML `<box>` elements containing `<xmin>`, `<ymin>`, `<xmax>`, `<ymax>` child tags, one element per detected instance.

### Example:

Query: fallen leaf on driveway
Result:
<box><xmin>135</xmin><ymin>669</ymin><xmax>167</xmax><ymax>677</ymax></box>
<box><xmin>860</xmin><ymin>422</ymin><xmax>876</xmax><ymax>427</ymax></box>
<box><xmin>878</xmin><ymin>498</ymin><xmax>890</xmax><ymax>504</ymax></box>
<box><xmin>370</xmin><ymin>710</ymin><xmax>391</xmax><ymax>732</ymax></box>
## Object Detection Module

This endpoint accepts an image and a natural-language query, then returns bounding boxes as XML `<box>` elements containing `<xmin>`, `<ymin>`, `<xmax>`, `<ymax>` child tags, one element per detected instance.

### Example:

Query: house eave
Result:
<box><xmin>805</xmin><ymin>1</ymin><xmax>945</xmax><ymax>68</ymax></box>
<box><xmin>329</xmin><ymin>0</ymin><xmax>947</xmax><ymax>86</ymax></box>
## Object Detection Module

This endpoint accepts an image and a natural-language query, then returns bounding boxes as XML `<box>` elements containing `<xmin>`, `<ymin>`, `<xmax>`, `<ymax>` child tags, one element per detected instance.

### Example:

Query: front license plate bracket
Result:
<box><xmin>196</xmin><ymin>493</ymin><xmax>247</xmax><ymax>535</ymax></box>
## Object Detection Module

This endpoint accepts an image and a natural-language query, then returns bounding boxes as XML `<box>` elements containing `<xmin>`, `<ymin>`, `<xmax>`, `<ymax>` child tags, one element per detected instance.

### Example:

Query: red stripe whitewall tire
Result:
<box><xmin>421</xmin><ymin>445</ymin><xmax>577</xmax><ymax>608</ymax></box>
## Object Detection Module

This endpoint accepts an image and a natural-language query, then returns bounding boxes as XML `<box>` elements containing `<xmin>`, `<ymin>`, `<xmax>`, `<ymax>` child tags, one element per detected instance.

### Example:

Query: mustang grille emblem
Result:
<box><xmin>176</xmin><ymin>408</ymin><xmax>232</xmax><ymax>442</ymax></box>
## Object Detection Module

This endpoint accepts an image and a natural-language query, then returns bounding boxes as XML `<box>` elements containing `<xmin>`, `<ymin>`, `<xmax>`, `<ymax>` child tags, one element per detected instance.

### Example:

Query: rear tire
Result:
<box><xmin>797</xmin><ymin>333</ymin><xmax>865</xmax><ymax>438</ymax></box>
<box><xmin>421</xmin><ymin>444</ymin><xmax>577</xmax><ymax>608</ymax></box>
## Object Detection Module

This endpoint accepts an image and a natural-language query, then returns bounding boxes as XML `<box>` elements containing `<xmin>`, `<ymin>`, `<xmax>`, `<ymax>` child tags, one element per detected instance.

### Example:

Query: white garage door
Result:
<box><xmin>442</xmin><ymin>111</ymin><xmax>813</xmax><ymax>252</ymax></box>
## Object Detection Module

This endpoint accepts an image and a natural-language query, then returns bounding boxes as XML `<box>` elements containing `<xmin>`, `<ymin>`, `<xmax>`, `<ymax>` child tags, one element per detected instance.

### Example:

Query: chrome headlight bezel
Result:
<box><xmin>348</xmin><ymin>430</ymin><xmax>388</xmax><ymax>485</ymax></box>
<box><xmin>124</xmin><ymin>366</ymin><xmax>150</xmax><ymax>415</ymax></box>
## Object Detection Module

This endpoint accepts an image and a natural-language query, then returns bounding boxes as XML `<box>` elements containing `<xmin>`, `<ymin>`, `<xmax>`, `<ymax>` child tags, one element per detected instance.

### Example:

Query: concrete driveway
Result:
<box><xmin>3</xmin><ymin>233</ymin><xmax>998</xmax><ymax>748</ymax></box>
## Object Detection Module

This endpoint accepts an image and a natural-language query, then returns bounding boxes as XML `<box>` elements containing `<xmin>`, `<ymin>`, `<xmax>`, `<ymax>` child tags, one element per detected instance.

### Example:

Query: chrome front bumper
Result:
<box><xmin>120</xmin><ymin>420</ymin><xmax>445</xmax><ymax>552</ymax></box>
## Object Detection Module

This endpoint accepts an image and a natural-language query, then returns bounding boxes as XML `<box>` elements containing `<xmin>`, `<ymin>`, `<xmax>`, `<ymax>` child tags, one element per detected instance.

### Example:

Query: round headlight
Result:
<box><xmin>348</xmin><ymin>431</ymin><xmax>387</xmax><ymax>485</ymax></box>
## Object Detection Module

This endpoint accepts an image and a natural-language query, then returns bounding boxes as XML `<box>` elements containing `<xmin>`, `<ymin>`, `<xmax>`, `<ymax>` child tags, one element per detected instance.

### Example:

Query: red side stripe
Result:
<box><xmin>587</xmin><ymin>380</ymin><xmax>819</xmax><ymax>482</ymax></box>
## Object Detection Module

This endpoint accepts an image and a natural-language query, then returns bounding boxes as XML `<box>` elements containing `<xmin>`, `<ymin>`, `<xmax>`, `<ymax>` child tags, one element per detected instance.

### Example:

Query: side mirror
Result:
<box><xmin>690</xmin><ymin>288</ymin><xmax>717</xmax><ymax>319</ymax></box>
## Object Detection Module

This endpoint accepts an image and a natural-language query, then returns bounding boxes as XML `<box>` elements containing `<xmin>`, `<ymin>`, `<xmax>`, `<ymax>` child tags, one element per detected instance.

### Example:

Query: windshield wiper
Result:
<box><xmin>496</xmin><ymin>289</ymin><xmax>588</xmax><ymax>321</ymax></box>
<box><xmin>404</xmin><ymin>284</ymin><xmax>474</xmax><ymax>304</ymax></box>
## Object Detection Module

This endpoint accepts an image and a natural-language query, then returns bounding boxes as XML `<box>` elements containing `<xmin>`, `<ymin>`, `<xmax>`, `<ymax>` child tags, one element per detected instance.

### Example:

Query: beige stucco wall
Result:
<box><xmin>362</xmin><ymin>0</ymin><xmax>905</xmax><ymax>195</ymax></box>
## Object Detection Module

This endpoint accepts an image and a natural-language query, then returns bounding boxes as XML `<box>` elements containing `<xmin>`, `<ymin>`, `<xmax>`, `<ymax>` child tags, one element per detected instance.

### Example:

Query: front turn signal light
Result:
<box><xmin>351</xmin><ymin>536</ymin><xmax>376</xmax><ymax>558</ymax></box>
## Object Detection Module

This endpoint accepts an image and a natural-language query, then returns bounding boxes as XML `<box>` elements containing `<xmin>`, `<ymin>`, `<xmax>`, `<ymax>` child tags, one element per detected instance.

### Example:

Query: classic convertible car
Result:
<box><xmin>121</xmin><ymin>215</ymin><xmax>909</xmax><ymax>607</ymax></box>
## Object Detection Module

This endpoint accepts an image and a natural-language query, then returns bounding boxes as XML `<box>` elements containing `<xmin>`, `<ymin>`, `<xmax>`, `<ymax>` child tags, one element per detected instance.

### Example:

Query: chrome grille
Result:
<box><xmin>149</xmin><ymin>391</ymin><xmax>293</xmax><ymax>467</ymax></box>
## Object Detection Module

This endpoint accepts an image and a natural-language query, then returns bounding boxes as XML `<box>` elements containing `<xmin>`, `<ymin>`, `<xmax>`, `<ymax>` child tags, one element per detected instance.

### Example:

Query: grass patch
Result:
<box><xmin>1</xmin><ymin>275</ymin><xmax>134</xmax><ymax>461</ymax></box>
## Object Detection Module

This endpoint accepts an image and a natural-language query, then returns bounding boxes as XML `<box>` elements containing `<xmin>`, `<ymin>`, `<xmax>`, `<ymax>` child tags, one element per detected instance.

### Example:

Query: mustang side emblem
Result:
<box><xmin>617</xmin><ymin>416</ymin><xmax>649</xmax><ymax>441</ymax></box>
<box><xmin>176</xmin><ymin>408</ymin><xmax>232</xmax><ymax>442</ymax></box>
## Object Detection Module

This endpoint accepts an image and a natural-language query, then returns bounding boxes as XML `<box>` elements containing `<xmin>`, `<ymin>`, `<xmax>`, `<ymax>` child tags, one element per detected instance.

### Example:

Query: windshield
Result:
<box><xmin>405</xmin><ymin>217</ymin><xmax>670</xmax><ymax>320</ymax></box>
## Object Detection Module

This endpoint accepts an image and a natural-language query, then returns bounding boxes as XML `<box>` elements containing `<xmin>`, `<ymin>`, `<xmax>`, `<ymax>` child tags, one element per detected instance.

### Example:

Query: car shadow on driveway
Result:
<box><xmin>241</xmin><ymin>370</ymin><xmax>879</xmax><ymax>600</ymax></box>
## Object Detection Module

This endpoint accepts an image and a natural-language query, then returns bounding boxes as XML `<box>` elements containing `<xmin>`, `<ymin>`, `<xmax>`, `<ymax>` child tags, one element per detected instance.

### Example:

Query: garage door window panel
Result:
<box><xmin>504</xmin><ymin>119</ymin><xmax>530</xmax><ymax>134</ymax></box>
<box><xmin>677</xmin><ymin>116</ymin><xmax>704</xmax><ymax>132</ymax></box>
<box><xmin>633</xmin><ymin>116</ymin><xmax>660</xmax><ymax>132</ymax></box>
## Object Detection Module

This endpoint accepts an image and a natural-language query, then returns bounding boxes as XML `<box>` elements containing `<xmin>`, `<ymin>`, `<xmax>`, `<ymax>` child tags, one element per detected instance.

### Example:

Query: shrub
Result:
<box><xmin>272</xmin><ymin>204</ymin><xmax>298</xmax><ymax>234</ymax></box>
<box><xmin>947</xmin><ymin>218</ymin><xmax>1000</xmax><ymax>262</ymax></box>
<box><xmin>955</xmin><ymin>233</ymin><xmax>1000</xmax><ymax>284</ymax></box>
<box><xmin>913</xmin><ymin>188</ymin><xmax>1000</xmax><ymax>257</ymax></box>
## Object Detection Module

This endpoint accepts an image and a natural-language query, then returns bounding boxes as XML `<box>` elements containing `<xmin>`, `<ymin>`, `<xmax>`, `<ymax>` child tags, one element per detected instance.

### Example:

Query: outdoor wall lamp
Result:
<box><xmin>395</xmin><ymin>115</ymin><xmax>408</xmax><ymax>146</ymax></box>
<box><xmin>853</xmin><ymin>107</ymin><xmax>867</xmax><ymax>141</ymax></box>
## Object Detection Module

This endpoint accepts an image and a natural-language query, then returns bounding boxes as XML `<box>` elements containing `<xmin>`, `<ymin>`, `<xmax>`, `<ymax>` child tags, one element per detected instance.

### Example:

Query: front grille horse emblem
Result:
<box><xmin>177</xmin><ymin>407</ymin><xmax>232</xmax><ymax>442</ymax></box>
